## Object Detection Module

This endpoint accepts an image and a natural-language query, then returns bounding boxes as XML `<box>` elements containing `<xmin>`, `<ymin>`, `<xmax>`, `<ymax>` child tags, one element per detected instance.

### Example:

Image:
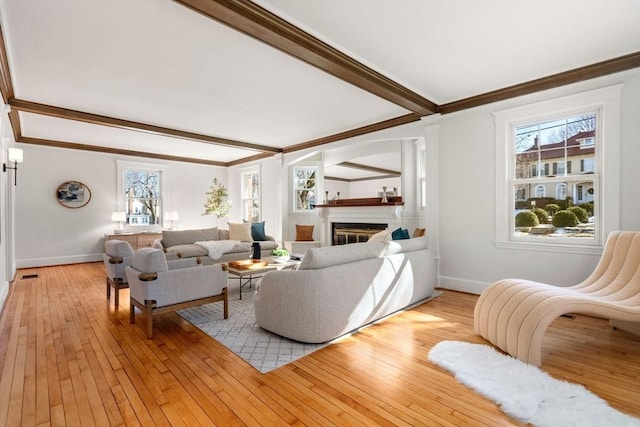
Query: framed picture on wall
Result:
<box><xmin>56</xmin><ymin>181</ymin><xmax>91</xmax><ymax>208</ymax></box>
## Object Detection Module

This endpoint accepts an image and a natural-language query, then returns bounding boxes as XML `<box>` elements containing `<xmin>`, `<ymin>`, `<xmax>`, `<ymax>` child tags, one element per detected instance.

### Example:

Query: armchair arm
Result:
<box><xmin>103</xmin><ymin>253</ymin><xmax>132</xmax><ymax>282</ymax></box>
<box><xmin>126</xmin><ymin>264</ymin><xmax>228</xmax><ymax>308</ymax></box>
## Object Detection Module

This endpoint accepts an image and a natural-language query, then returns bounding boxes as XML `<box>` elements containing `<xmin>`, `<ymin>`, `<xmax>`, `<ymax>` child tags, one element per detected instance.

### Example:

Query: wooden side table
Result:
<box><xmin>106</xmin><ymin>232</ymin><xmax>162</xmax><ymax>250</ymax></box>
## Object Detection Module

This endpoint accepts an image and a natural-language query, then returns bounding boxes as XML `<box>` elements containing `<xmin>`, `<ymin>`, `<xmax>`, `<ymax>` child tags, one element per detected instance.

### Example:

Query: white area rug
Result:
<box><xmin>428</xmin><ymin>341</ymin><xmax>640</xmax><ymax>427</ymax></box>
<box><xmin>178</xmin><ymin>288</ymin><xmax>327</xmax><ymax>373</ymax></box>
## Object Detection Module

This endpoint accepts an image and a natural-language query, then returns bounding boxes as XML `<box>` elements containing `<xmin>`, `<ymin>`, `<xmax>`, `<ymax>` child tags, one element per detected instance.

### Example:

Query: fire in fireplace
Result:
<box><xmin>332</xmin><ymin>222</ymin><xmax>388</xmax><ymax>245</ymax></box>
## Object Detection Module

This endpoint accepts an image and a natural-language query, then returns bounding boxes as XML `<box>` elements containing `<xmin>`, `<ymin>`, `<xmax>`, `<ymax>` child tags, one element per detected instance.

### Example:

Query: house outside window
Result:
<box><xmin>293</xmin><ymin>165</ymin><xmax>318</xmax><ymax>211</ymax></box>
<box><xmin>494</xmin><ymin>85</ymin><xmax>622</xmax><ymax>253</ymax></box>
<box><xmin>117</xmin><ymin>161</ymin><xmax>167</xmax><ymax>230</ymax></box>
<box><xmin>241</xmin><ymin>168</ymin><xmax>260</xmax><ymax>222</ymax></box>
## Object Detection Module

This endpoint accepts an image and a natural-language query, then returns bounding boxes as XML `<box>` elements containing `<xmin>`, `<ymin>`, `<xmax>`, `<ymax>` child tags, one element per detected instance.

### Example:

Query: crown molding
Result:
<box><xmin>437</xmin><ymin>52</ymin><xmax>640</xmax><ymax>115</ymax></box>
<box><xmin>18</xmin><ymin>136</ymin><xmax>228</xmax><ymax>167</ymax></box>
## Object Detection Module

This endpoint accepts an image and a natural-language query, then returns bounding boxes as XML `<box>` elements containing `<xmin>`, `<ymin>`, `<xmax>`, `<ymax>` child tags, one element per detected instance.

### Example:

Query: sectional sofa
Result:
<box><xmin>152</xmin><ymin>227</ymin><xmax>279</xmax><ymax>264</ymax></box>
<box><xmin>254</xmin><ymin>236</ymin><xmax>436</xmax><ymax>343</ymax></box>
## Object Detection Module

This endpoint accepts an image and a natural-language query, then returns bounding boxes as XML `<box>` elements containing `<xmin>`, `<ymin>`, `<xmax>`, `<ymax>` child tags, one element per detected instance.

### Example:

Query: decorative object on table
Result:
<box><xmin>251</xmin><ymin>242</ymin><xmax>261</xmax><ymax>260</ymax></box>
<box><xmin>428</xmin><ymin>341</ymin><xmax>639</xmax><ymax>427</ymax></box>
<box><xmin>393</xmin><ymin>187</ymin><xmax>398</xmax><ymax>197</ymax></box>
<box><xmin>336</xmin><ymin>191</ymin><xmax>340</xmax><ymax>199</ymax></box>
<box><xmin>202</xmin><ymin>177</ymin><xmax>230</xmax><ymax>227</ymax></box>
<box><xmin>228</xmin><ymin>259</ymin><xmax>268</xmax><ymax>269</ymax></box>
<box><xmin>381</xmin><ymin>186</ymin><xmax>388</xmax><ymax>203</ymax></box>
<box><xmin>271</xmin><ymin>248</ymin><xmax>290</xmax><ymax>263</ymax></box>
<box><xmin>111</xmin><ymin>211</ymin><xmax>127</xmax><ymax>233</ymax></box>
<box><xmin>324</xmin><ymin>190</ymin><xmax>329</xmax><ymax>204</ymax></box>
<box><xmin>57</xmin><ymin>181</ymin><xmax>91</xmax><ymax>208</ymax></box>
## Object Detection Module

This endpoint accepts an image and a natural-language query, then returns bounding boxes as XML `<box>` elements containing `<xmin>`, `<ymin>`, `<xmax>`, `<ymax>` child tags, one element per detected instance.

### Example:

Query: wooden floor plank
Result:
<box><xmin>0</xmin><ymin>262</ymin><xmax>638</xmax><ymax>426</ymax></box>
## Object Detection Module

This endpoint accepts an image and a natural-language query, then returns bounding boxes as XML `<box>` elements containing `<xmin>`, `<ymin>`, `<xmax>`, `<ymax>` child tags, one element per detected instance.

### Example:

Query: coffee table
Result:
<box><xmin>226</xmin><ymin>257</ymin><xmax>300</xmax><ymax>299</ymax></box>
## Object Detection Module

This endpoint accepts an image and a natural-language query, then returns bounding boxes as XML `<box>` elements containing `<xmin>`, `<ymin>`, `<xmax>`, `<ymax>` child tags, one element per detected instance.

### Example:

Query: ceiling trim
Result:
<box><xmin>283</xmin><ymin>113</ymin><xmax>421</xmax><ymax>153</ymax></box>
<box><xmin>338</xmin><ymin>161</ymin><xmax>400</xmax><ymax>176</ymax></box>
<box><xmin>0</xmin><ymin>23</ymin><xmax>14</xmax><ymax>104</ymax></box>
<box><xmin>18</xmin><ymin>136</ymin><xmax>228</xmax><ymax>166</ymax></box>
<box><xmin>8</xmin><ymin>98</ymin><xmax>281</xmax><ymax>153</ymax></box>
<box><xmin>438</xmin><ymin>51</ymin><xmax>640</xmax><ymax>115</ymax></box>
<box><xmin>226</xmin><ymin>151</ymin><xmax>277</xmax><ymax>167</ymax></box>
<box><xmin>173</xmin><ymin>0</ymin><xmax>437</xmax><ymax>116</ymax></box>
<box><xmin>325</xmin><ymin>173</ymin><xmax>399</xmax><ymax>183</ymax></box>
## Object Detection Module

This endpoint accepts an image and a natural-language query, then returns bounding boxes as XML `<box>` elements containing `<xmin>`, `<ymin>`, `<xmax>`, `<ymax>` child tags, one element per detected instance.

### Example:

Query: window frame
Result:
<box><xmin>494</xmin><ymin>85</ymin><xmax>622</xmax><ymax>254</ymax></box>
<box><xmin>116</xmin><ymin>160</ymin><xmax>168</xmax><ymax>231</ymax></box>
<box><xmin>240</xmin><ymin>166</ymin><xmax>261</xmax><ymax>222</ymax></box>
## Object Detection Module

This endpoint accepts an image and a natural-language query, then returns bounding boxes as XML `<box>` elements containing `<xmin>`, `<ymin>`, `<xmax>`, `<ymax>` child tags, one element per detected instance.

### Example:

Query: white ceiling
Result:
<box><xmin>0</xmin><ymin>0</ymin><xmax>638</xmax><ymax>178</ymax></box>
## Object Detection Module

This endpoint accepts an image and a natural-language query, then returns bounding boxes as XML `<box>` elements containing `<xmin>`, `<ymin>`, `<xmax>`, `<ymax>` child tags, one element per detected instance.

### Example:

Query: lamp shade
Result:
<box><xmin>111</xmin><ymin>211</ymin><xmax>126</xmax><ymax>222</ymax></box>
<box><xmin>7</xmin><ymin>148</ymin><xmax>23</xmax><ymax>163</ymax></box>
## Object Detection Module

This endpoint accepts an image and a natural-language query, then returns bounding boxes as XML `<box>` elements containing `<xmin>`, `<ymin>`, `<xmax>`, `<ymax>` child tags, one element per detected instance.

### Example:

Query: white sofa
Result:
<box><xmin>254</xmin><ymin>236</ymin><xmax>436</xmax><ymax>343</ymax></box>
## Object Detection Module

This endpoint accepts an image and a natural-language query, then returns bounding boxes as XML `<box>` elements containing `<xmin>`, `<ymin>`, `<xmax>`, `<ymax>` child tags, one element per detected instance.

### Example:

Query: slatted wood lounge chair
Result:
<box><xmin>474</xmin><ymin>230</ymin><xmax>640</xmax><ymax>366</ymax></box>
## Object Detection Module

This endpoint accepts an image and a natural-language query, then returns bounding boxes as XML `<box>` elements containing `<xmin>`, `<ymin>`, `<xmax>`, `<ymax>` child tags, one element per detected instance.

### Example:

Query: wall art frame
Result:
<box><xmin>56</xmin><ymin>181</ymin><xmax>91</xmax><ymax>209</ymax></box>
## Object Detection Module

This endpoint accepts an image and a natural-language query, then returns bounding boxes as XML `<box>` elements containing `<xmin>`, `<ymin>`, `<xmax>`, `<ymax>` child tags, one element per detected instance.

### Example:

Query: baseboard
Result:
<box><xmin>16</xmin><ymin>253</ymin><xmax>103</xmax><ymax>269</ymax></box>
<box><xmin>437</xmin><ymin>276</ymin><xmax>491</xmax><ymax>295</ymax></box>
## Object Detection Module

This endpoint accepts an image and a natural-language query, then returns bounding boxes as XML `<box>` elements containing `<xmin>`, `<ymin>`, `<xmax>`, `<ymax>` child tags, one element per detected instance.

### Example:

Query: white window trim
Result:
<box><xmin>116</xmin><ymin>160</ymin><xmax>168</xmax><ymax>231</ymax></box>
<box><xmin>494</xmin><ymin>85</ymin><xmax>622</xmax><ymax>255</ymax></box>
<box><xmin>240</xmin><ymin>165</ymin><xmax>261</xmax><ymax>222</ymax></box>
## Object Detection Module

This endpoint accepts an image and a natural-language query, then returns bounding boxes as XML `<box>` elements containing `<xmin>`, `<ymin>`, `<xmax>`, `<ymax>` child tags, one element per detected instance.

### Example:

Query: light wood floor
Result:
<box><xmin>1</xmin><ymin>262</ymin><xmax>638</xmax><ymax>426</ymax></box>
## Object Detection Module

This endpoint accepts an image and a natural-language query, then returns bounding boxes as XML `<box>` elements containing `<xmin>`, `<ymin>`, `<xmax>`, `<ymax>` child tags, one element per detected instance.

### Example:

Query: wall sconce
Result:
<box><xmin>111</xmin><ymin>211</ymin><xmax>127</xmax><ymax>233</ymax></box>
<box><xmin>3</xmin><ymin>147</ymin><xmax>23</xmax><ymax>186</ymax></box>
<box><xmin>166</xmin><ymin>211</ymin><xmax>179</xmax><ymax>230</ymax></box>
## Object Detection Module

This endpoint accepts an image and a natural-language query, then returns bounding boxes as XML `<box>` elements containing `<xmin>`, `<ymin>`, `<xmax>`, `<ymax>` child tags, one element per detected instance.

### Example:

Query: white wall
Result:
<box><xmin>435</xmin><ymin>69</ymin><xmax>640</xmax><ymax>294</ymax></box>
<box><xmin>15</xmin><ymin>145</ymin><xmax>226</xmax><ymax>267</ymax></box>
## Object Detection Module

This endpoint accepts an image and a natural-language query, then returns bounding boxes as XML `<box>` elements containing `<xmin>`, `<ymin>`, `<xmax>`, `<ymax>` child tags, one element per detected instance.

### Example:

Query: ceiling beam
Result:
<box><xmin>283</xmin><ymin>113</ymin><xmax>420</xmax><ymax>154</ymax></box>
<box><xmin>173</xmin><ymin>0</ymin><xmax>436</xmax><ymax>116</ymax></box>
<box><xmin>438</xmin><ymin>51</ymin><xmax>640</xmax><ymax>115</ymax></box>
<box><xmin>338</xmin><ymin>161</ymin><xmax>400</xmax><ymax>176</ymax></box>
<box><xmin>9</xmin><ymin>98</ymin><xmax>282</xmax><ymax>153</ymax></box>
<box><xmin>18</xmin><ymin>136</ymin><xmax>228</xmax><ymax>167</ymax></box>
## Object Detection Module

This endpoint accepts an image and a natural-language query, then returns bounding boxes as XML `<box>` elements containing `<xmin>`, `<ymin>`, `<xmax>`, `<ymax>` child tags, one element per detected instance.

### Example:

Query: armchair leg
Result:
<box><xmin>146</xmin><ymin>300</ymin><xmax>154</xmax><ymax>339</ymax></box>
<box><xmin>222</xmin><ymin>287</ymin><xmax>229</xmax><ymax>319</ymax></box>
<box><xmin>130</xmin><ymin>299</ymin><xmax>135</xmax><ymax>324</ymax></box>
<box><xmin>106</xmin><ymin>278</ymin><xmax>111</xmax><ymax>299</ymax></box>
<box><xmin>113</xmin><ymin>278</ymin><xmax>123</xmax><ymax>307</ymax></box>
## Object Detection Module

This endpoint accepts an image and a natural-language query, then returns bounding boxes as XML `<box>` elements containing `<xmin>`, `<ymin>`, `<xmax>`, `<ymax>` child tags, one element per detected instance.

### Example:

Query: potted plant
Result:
<box><xmin>271</xmin><ymin>248</ymin><xmax>290</xmax><ymax>263</ymax></box>
<box><xmin>202</xmin><ymin>178</ymin><xmax>230</xmax><ymax>227</ymax></box>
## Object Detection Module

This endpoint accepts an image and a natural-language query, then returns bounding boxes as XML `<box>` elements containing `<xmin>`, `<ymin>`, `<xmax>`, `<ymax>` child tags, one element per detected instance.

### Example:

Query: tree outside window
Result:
<box><xmin>293</xmin><ymin>166</ymin><xmax>318</xmax><ymax>211</ymax></box>
<box><xmin>124</xmin><ymin>169</ymin><xmax>162</xmax><ymax>226</ymax></box>
<box><xmin>241</xmin><ymin>170</ymin><xmax>260</xmax><ymax>222</ymax></box>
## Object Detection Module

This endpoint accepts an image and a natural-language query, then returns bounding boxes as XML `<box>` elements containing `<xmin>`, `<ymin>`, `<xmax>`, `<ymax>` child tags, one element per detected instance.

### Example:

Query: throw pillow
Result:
<box><xmin>228</xmin><ymin>222</ymin><xmax>253</xmax><ymax>242</ymax></box>
<box><xmin>391</xmin><ymin>227</ymin><xmax>410</xmax><ymax>240</ymax></box>
<box><xmin>295</xmin><ymin>224</ymin><xmax>314</xmax><ymax>241</ymax></box>
<box><xmin>367</xmin><ymin>229</ymin><xmax>391</xmax><ymax>243</ymax></box>
<box><xmin>251</xmin><ymin>221</ymin><xmax>267</xmax><ymax>241</ymax></box>
<box><xmin>413</xmin><ymin>227</ymin><xmax>426</xmax><ymax>238</ymax></box>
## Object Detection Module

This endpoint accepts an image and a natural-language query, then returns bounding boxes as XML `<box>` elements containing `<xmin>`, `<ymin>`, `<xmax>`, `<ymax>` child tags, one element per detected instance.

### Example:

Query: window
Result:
<box><xmin>117</xmin><ymin>161</ymin><xmax>167</xmax><ymax>229</ymax></box>
<box><xmin>293</xmin><ymin>165</ymin><xmax>318</xmax><ymax>211</ymax></box>
<box><xmin>241</xmin><ymin>168</ymin><xmax>260</xmax><ymax>222</ymax></box>
<box><xmin>494</xmin><ymin>85</ymin><xmax>622</xmax><ymax>253</ymax></box>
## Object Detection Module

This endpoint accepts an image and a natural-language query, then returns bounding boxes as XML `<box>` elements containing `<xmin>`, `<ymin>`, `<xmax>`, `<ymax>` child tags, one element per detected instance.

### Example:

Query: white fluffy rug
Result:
<box><xmin>428</xmin><ymin>341</ymin><xmax>640</xmax><ymax>427</ymax></box>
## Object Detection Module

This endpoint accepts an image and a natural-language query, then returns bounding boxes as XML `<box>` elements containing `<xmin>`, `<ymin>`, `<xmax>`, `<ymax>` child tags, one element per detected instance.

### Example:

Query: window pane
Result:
<box><xmin>124</xmin><ymin>169</ymin><xmax>162</xmax><ymax>225</ymax></box>
<box><xmin>293</xmin><ymin>166</ymin><xmax>317</xmax><ymax>211</ymax></box>
<box><xmin>513</xmin><ymin>112</ymin><xmax>596</xmax><ymax>241</ymax></box>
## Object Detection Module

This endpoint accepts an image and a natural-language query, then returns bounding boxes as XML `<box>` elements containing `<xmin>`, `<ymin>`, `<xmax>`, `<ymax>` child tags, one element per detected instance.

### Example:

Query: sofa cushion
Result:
<box><xmin>299</xmin><ymin>241</ymin><xmax>385</xmax><ymax>270</ymax></box>
<box><xmin>166</xmin><ymin>244</ymin><xmax>208</xmax><ymax>258</ymax></box>
<box><xmin>368</xmin><ymin>229</ymin><xmax>391</xmax><ymax>243</ymax></box>
<box><xmin>133</xmin><ymin>248</ymin><xmax>169</xmax><ymax>273</ymax></box>
<box><xmin>391</xmin><ymin>227</ymin><xmax>410</xmax><ymax>240</ymax></box>
<box><xmin>295</xmin><ymin>224</ymin><xmax>314</xmax><ymax>241</ymax></box>
<box><xmin>229</xmin><ymin>222</ymin><xmax>253</xmax><ymax>242</ymax></box>
<box><xmin>162</xmin><ymin>228</ymin><xmax>218</xmax><ymax>248</ymax></box>
<box><xmin>413</xmin><ymin>227</ymin><xmax>426</xmax><ymax>238</ymax></box>
<box><xmin>104</xmin><ymin>239</ymin><xmax>134</xmax><ymax>258</ymax></box>
<box><xmin>383</xmin><ymin>235</ymin><xmax>428</xmax><ymax>256</ymax></box>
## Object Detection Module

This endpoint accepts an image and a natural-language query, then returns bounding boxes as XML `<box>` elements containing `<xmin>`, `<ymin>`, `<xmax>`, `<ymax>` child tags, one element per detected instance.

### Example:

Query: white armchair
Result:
<box><xmin>125</xmin><ymin>248</ymin><xmax>229</xmax><ymax>338</ymax></box>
